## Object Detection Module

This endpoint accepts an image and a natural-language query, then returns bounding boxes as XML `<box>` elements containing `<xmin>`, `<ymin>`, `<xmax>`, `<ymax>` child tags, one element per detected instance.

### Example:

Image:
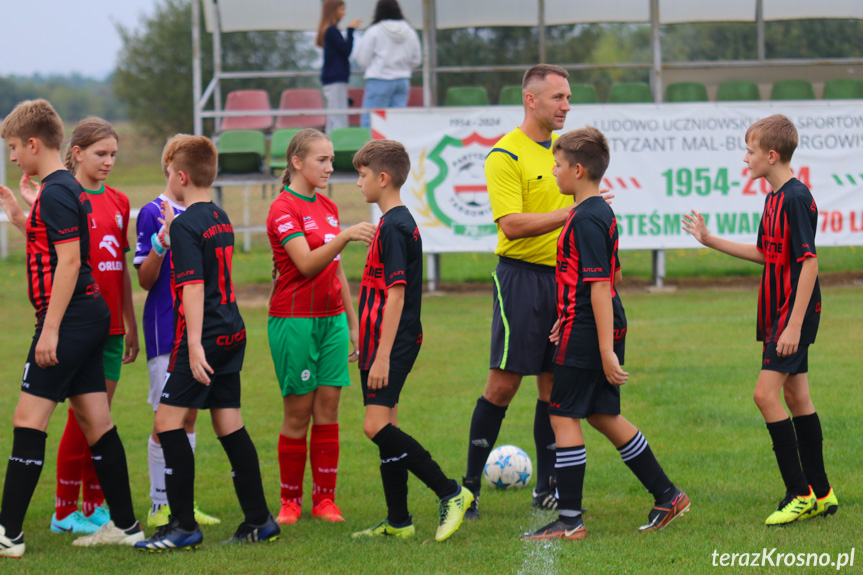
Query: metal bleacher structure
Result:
<box><xmin>18</xmin><ymin>1</ymin><xmax>863</xmax><ymax>279</ymax></box>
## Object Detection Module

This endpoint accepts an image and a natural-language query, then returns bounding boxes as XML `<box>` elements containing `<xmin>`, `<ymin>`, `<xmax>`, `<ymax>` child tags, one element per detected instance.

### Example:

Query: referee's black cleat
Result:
<box><xmin>223</xmin><ymin>513</ymin><xmax>281</xmax><ymax>544</ymax></box>
<box><xmin>462</xmin><ymin>477</ymin><xmax>480</xmax><ymax>520</ymax></box>
<box><xmin>639</xmin><ymin>488</ymin><xmax>690</xmax><ymax>532</ymax></box>
<box><xmin>531</xmin><ymin>477</ymin><xmax>558</xmax><ymax>510</ymax></box>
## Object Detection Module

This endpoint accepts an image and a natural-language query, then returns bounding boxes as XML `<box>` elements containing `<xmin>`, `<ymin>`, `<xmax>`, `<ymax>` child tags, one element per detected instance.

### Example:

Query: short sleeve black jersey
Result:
<box><xmin>755</xmin><ymin>178</ymin><xmax>821</xmax><ymax>344</ymax></box>
<box><xmin>168</xmin><ymin>202</ymin><xmax>245</xmax><ymax>374</ymax></box>
<box><xmin>554</xmin><ymin>196</ymin><xmax>626</xmax><ymax>369</ymax></box>
<box><xmin>26</xmin><ymin>170</ymin><xmax>104</xmax><ymax>325</ymax></box>
<box><xmin>358</xmin><ymin>206</ymin><xmax>423</xmax><ymax>372</ymax></box>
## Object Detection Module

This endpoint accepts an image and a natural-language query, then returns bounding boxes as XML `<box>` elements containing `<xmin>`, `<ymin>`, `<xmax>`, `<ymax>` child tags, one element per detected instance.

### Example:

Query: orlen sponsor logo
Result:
<box><xmin>98</xmin><ymin>261</ymin><xmax>123</xmax><ymax>272</ymax></box>
<box><xmin>99</xmin><ymin>234</ymin><xmax>120</xmax><ymax>257</ymax></box>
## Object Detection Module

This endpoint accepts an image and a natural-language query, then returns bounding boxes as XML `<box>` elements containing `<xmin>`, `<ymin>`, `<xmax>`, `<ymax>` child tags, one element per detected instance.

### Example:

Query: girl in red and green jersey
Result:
<box><xmin>27</xmin><ymin>118</ymin><xmax>139</xmax><ymax>533</ymax></box>
<box><xmin>266</xmin><ymin>129</ymin><xmax>375</xmax><ymax>525</ymax></box>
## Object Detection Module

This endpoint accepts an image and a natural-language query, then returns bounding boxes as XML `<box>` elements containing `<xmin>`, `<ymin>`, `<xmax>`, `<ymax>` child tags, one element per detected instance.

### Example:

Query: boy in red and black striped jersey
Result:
<box><xmin>0</xmin><ymin>100</ymin><xmax>143</xmax><ymax>557</ymax></box>
<box><xmin>350</xmin><ymin>140</ymin><xmax>473</xmax><ymax>542</ymax></box>
<box><xmin>523</xmin><ymin>127</ymin><xmax>689</xmax><ymax>541</ymax></box>
<box><xmin>135</xmin><ymin>135</ymin><xmax>279</xmax><ymax>551</ymax></box>
<box><xmin>684</xmin><ymin>114</ymin><xmax>836</xmax><ymax>525</ymax></box>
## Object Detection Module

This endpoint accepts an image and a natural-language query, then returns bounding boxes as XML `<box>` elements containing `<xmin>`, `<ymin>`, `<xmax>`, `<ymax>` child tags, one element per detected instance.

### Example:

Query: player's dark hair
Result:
<box><xmin>282</xmin><ymin>128</ymin><xmax>331</xmax><ymax>187</ymax></box>
<box><xmin>0</xmin><ymin>99</ymin><xmax>65</xmax><ymax>150</ymax></box>
<box><xmin>745</xmin><ymin>114</ymin><xmax>798</xmax><ymax>163</ymax></box>
<box><xmin>316</xmin><ymin>0</ymin><xmax>345</xmax><ymax>48</ymax></box>
<box><xmin>64</xmin><ymin>117</ymin><xmax>119</xmax><ymax>174</ymax></box>
<box><xmin>553</xmin><ymin>126</ymin><xmax>610</xmax><ymax>182</ymax></box>
<box><xmin>522</xmin><ymin>64</ymin><xmax>569</xmax><ymax>91</ymax></box>
<box><xmin>353</xmin><ymin>139</ymin><xmax>410</xmax><ymax>188</ymax></box>
<box><xmin>162</xmin><ymin>134</ymin><xmax>218</xmax><ymax>188</ymax></box>
<box><xmin>372</xmin><ymin>0</ymin><xmax>405</xmax><ymax>24</ymax></box>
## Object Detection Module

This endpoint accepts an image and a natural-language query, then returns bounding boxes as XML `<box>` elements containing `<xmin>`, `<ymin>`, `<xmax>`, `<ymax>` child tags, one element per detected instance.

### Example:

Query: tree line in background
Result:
<box><xmin>4</xmin><ymin>0</ymin><xmax>863</xmax><ymax>141</ymax></box>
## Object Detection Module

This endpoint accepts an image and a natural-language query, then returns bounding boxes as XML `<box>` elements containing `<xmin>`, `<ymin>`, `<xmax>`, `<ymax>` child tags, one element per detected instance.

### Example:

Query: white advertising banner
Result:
<box><xmin>371</xmin><ymin>102</ymin><xmax>863</xmax><ymax>251</ymax></box>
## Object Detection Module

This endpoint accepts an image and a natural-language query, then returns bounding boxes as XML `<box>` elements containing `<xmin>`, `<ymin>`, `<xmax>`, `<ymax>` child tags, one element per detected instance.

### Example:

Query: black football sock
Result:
<box><xmin>618</xmin><ymin>431</ymin><xmax>675</xmax><ymax>503</ymax></box>
<box><xmin>376</xmin><ymin>443</ymin><xmax>410</xmax><ymax>525</ymax></box>
<box><xmin>792</xmin><ymin>413</ymin><xmax>830</xmax><ymax>498</ymax></box>
<box><xmin>534</xmin><ymin>400</ymin><xmax>556</xmax><ymax>492</ymax></box>
<box><xmin>465</xmin><ymin>396</ymin><xmax>507</xmax><ymax>485</ymax></box>
<box><xmin>374</xmin><ymin>424</ymin><xmax>457</xmax><ymax>500</ymax></box>
<box><xmin>766</xmin><ymin>419</ymin><xmax>809</xmax><ymax>497</ymax></box>
<box><xmin>158</xmin><ymin>428</ymin><xmax>196</xmax><ymax>531</ymax></box>
<box><xmin>555</xmin><ymin>445</ymin><xmax>586</xmax><ymax>526</ymax></box>
<box><xmin>219</xmin><ymin>427</ymin><xmax>270</xmax><ymax>526</ymax></box>
<box><xmin>0</xmin><ymin>427</ymin><xmax>47</xmax><ymax>538</ymax></box>
<box><xmin>89</xmin><ymin>426</ymin><xmax>136</xmax><ymax>529</ymax></box>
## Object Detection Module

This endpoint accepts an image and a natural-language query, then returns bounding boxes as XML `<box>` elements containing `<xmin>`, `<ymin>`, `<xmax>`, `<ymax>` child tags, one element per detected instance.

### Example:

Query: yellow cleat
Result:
<box><xmin>800</xmin><ymin>488</ymin><xmax>839</xmax><ymax>520</ymax></box>
<box><xmin>765</xmin><ymin>488</ymin><xmax>816</xmax><ymax>526</ymax></box>
<box><xmin>352</xmin><ymin>518</ymin><xmax>415</xmax><ymax>539</ymax></box>
<box><xmin>435</xmin><ymin>485</ymin><xmax>474</xmax><ymax>542</ymax></box>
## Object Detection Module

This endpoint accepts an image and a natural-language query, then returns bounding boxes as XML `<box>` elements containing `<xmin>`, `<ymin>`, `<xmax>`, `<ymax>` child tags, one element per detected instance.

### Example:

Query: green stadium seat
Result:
<box><xmin>823</xmin><ymin>78</ymin><xmax>863</xmax><ymax>100</ymax></box>
<box><xmin>268</xmin><ymin>128</ymin><xmax>303</xmax><ymax>173</ymax></box>
<box><xmin>569</xmin><ymin>83</ymin><xmax>599</xmax><ymax>104</ymax></box>
<box><xmin>771</xmin><ymin>80</ymin><xmax>815</xmax><ymax>101</ymax></box>
<box><xmin>665</xmin><ymin>82</ymin><xmax>708</xmax><ymax>102</ymax></box>
<box><xmin>444</xmin><ymin>86</ymin><xmax>489</xmax><ymax>106</ymax></box>
<box><xmin>609</xmin><ymin>82</ymin><xmax>653</xmax><ymax>103</ymax></box>
<box><xmin>217</xmin><ymin>130</ymin><xmax>266</xmax><ymax>174</ymax></box>
<box><xmin>716</xmin><ymin>81</ymin><xmax>761</xmax><ymax>101</ymax></box>
<box><xmin>498</xmin><ymin>85</ymin><xmax>523</xmax><ymax>105</ymax></box>
<box><xmin>331</xmin><ymin>127</ymin><xmax>371</xmax><ymax>171</ymax></box>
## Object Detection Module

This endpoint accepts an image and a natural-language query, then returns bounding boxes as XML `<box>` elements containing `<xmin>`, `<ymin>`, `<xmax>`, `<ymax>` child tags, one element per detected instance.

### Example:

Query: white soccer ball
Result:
<box><xmin>483</xmin><ymin>445</ymin><xmax>533</xmax><ymax>489</ymax></box>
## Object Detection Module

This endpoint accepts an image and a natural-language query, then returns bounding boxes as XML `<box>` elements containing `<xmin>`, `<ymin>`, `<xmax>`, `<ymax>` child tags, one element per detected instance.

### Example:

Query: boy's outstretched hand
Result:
<box><xmin>682</xmin><ymin>209</ymin><xmax>710</xmax><ymax>245</ymax></box>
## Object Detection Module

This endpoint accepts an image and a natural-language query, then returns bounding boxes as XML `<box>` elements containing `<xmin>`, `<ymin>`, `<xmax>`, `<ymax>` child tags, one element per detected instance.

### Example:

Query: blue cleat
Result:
<box><xmin>134</xmin><ymin>519</ymin><xmax>202</xmax><ymax>552</ymax></box>
<box><xmin>50</xmin><ymin>511</ymin><xmax>99</xmax><ymax>534</ymax></box>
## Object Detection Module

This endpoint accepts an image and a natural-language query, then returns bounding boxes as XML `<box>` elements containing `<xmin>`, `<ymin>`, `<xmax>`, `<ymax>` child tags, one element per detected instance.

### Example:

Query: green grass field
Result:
<box><xmin>0</xmin><ymin>251</ymin><xmax>860</xmax><ymax>574</ymax></box>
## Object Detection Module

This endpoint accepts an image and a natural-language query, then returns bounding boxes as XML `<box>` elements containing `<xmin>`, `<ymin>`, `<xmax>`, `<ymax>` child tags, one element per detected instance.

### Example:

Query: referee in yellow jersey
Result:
<box><xmin>462</xmin><ymin>64</ymin><xmax>577</xmax><ymax>518</ymax></box>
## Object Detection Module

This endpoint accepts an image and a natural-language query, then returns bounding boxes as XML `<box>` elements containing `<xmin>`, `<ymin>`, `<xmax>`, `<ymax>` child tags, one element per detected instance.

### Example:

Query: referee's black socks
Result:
<box><xmin>0</xmin><ymin>427</ymin><xmax>47</xmax><ymax>538</ymax></box>
<box><xmin>219</xmin><ymin>427</ymin><xmax>270</xmax><ymax>526</ymax></box>
<box><xmin>466</xmin><ymin>396</ymin><xmax>507</xmax><ymax>482</ymax></box>
<box><xmin>89</xmin><ymin>426</ymin><xmax>137</xmax><ymax>530</ymax></box>
<box><xmin>534</xmin><ymin>400</ymin><xmax>557</xmax><ymax>492</ymax></box>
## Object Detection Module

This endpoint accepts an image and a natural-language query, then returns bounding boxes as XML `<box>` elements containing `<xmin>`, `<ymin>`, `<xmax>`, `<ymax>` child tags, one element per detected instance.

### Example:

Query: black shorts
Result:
<box><xmin>21</xmin><ymin>316</ymin><xmax>110</xmax><ymax>402</ymax></box>
<box><xmin>360</xmin><ymin>369</ymin><xmax>409</xmax><ymax>408</ymax></box>
<box><xmin>160</xmin><ymin>370</ymin><xmax>242</xmax><ymax>410</ymax></box>
<box><xmin>761</xmin><ymin>343</ymin><xmax>809</xmax><ymax>375</ymax></box>
<box><xmin>549</xmin><ymin>364</ymin><xmax>621</xmax><ymax>419</ymax></box>
<box><xmin>490</xmin><ymin>257</ymin><xmax>557</xmax><ymax>375</ymax></box>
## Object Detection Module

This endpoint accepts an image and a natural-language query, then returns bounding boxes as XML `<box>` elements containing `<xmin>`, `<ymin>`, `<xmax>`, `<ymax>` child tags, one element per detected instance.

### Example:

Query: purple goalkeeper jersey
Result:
<box><xmin>134</xmin><ymin>195</ymin><xmax>185</xmax><ymax>360</ymax></box>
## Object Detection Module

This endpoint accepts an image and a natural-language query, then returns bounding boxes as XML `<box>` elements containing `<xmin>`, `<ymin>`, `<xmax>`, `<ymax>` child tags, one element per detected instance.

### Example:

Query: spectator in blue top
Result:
<box><xmin>317</xmin><ymin>0</ymin><xmax>361</xmax><ymax>133</ymax></box>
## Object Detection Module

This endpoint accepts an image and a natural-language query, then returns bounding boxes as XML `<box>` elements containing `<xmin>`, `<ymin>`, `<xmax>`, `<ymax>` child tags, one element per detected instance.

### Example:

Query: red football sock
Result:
<box><xmin>310</xmin><ymin>423</ymin><xmax>339</xmax><ymax>506</ymax></box>
<box><xmin>278</xmin><ymin>434</ymin><xmax>307</xmax><ymax>505</ymax></box>
<box><xmin>81</xmin><ymin>449</ymin><xmax>104</xmax><ymax>517</ymax></box>
<box><xmin>55</xmin><ymin>409</ymin><xmax>86</xmax><ymax>520</ymax></box>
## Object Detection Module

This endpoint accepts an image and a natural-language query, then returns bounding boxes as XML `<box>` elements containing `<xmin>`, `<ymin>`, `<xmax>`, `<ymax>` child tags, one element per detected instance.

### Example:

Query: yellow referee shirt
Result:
<box><xmin>486</xmin><ymin>127</ymin><xmax>573</xmax><ymax>267</ymax></box>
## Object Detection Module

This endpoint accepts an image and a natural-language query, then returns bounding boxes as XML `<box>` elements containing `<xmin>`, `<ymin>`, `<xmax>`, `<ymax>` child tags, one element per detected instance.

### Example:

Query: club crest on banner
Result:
<box><xmin>415</xmin><ymin>133</ymin><xmax>501</xmax><ymax>238</ymax></box>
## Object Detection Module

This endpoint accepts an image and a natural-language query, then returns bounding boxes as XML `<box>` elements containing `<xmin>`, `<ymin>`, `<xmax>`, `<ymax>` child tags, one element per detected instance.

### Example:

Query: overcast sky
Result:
<box><xmin>1</xmin><ymin>0</ymin><xmax>160</xmax><ymax>78</ymax></box>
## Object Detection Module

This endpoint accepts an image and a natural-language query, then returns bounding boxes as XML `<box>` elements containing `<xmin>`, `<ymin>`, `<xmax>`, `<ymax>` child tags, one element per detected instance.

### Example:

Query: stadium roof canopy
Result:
<box><xmin>192</xmin><ymin>0</ymin><xmax>863</xmax><ymax>134</ymax></box>
<box><xmin>202</xmin><ymin>0</ymin><xmax>863</xmax><ymax>31</ymax></box>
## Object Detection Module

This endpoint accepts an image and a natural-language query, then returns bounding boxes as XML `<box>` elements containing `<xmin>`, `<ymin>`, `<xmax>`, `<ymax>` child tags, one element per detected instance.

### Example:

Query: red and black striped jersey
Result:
<box><xmin>755</xmin><ymin>178</ymin><xmax>821</xmax><ymax>344</ymax></box>
<box><xmin>168</xmin><ymin>202</ymin><xmax>245</xmax><ymax>374</ymax></box>
<box><xmin>554</xmin><ymin>196</ymin><xmax>626</xmax><ymax>368</ymax></box>
<box><xmin>25</xmin><ymin>170</ymin><xmax>102</xmax><ymax>325</ymax></box>
<box><xmin>358</xmin><ymin>206</ymin><xmax>423</xmax><ymax>372</ymax></box>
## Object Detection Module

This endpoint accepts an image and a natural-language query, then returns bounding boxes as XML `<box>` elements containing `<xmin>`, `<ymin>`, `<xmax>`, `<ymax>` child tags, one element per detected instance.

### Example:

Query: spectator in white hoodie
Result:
<box><xmin>354</xmin><ymin>0</ymin><xmax>421</xmax><ymax>128</ymax></box>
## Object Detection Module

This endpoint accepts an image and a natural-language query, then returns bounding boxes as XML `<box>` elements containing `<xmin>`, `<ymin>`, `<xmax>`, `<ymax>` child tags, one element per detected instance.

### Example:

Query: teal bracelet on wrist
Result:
<box><xmin>151</xmin><ymin>232</ymin><xmax>166</xmax><ymax>257</ymax></box>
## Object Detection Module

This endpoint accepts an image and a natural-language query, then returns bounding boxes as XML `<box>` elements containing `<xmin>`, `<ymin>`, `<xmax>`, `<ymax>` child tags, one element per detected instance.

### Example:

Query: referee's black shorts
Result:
<box><xmin>489</xmin><ymin>256</ymin><xmax>557</xmax><ymax>375</ymax></box>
